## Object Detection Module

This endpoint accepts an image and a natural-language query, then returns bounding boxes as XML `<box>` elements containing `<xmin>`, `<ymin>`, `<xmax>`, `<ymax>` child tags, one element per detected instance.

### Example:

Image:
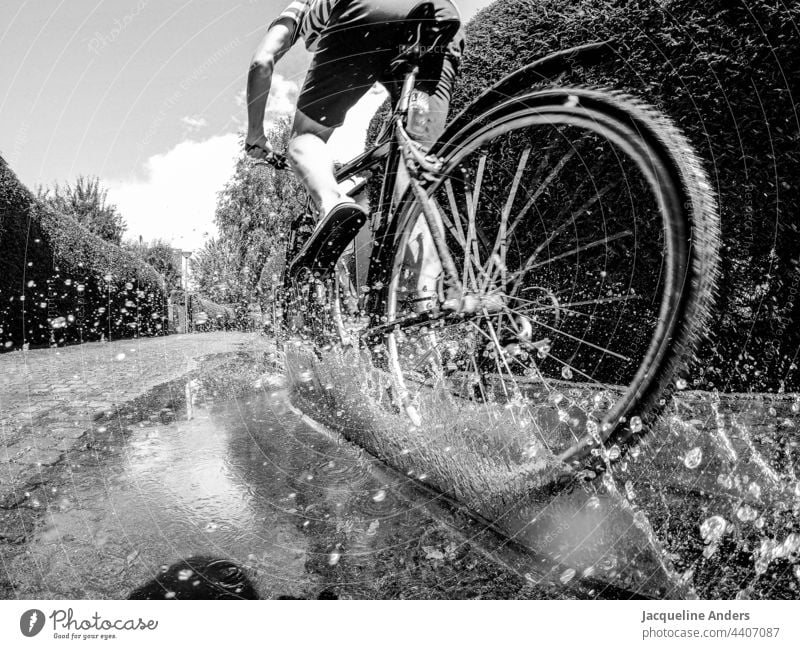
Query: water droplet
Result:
<box><xmin>684</xmin><ymin>447</ymin><xmax>703</xmax><ymax>469</ymax></box>
<box><xmin>115</xmin><ymin>353</ymin><xmax>126</xmax><ymax>361</ymax></box>
<box><xmin>717</xmin><ymin>473</ymin><xmax>733</xmax><ymax>489</ymax></box>
<box><xmin>607</xmin><ymin>445</ymin><xmax>621</xmax><ymax>461</ymax></box>
<box><xmin>736</xmin><ymin>504</ymin><xmax>758</xmax><ymax>522</ymax></box>
<box><xmin>561</xmin><ymin>366</ymin><xmax>573</xmax><ymax>380</ymax></box>
<box><xmin>559</xmin><ymin>568</ymin><xmax>576</xmax><ymax>584</ymax></box>
<box><xmin>50</xmin><ymin>316</ymin><xmax>67</xmax><ymax>329</ymax></box>
<box><xmin>700</xmin><ymin>515</ymin><xmax>727</xmax><ymax>544</ymax></box>
<box><xmin>328</xmin><ymin>550</ymin><xmax>341</xmax><ymax>566</ymax></box>
<box><xmin>372</xmin><ymin>489</ymin><xmax>386</xmax><ymax>503</ymax></box>
<box><xmin>587</xmin><ymin>495</ymin><xmax>601</xmax><ymax>509</ymax></box>
<box><xmin>748</xmin><ymin>482</ymin><xmax>761</xmax><ymax>499</ymax></box>
<box><xmin>630</xmin><ymin>416</ymin><xmax>642</xmax><ymax>433</ymax></box>
<box><xmin>676</xmin><ymin>378</ymin><xmax>687</xmax><ymax>390</ymax></box>
<box><xmin>177</xmin><ymin>569</ymin><xmax>194</xmax><ymax>581</ymax></box>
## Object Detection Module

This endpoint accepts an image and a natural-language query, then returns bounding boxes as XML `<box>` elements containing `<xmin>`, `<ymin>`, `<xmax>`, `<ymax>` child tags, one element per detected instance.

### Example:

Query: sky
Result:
<box><xmin>0</xmin><ymin>0</ymin><xmax>492</xmax><ymax>251</ymax></box>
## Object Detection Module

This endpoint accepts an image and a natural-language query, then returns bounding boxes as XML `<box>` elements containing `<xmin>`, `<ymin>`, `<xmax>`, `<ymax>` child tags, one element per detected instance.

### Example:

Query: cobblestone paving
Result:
<box><xmin>0</xmin><ymin>332</ymin><xmax>262</xmax><ymax>496</ymax></box>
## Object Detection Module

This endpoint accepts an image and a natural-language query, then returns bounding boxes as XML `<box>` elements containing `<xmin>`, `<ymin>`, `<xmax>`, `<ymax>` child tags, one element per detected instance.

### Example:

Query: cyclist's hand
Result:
<box><xmin>245</xmin><ymin>135</ymin><xmax>273</xmax><ymax>160</ymax></box>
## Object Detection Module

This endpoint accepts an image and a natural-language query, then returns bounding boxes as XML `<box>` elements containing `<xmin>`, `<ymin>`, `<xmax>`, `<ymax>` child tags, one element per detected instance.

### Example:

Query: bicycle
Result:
<box><xmin>261</xmin><ymin>22</ymin><xmax>720</xmax><ymax>476</ymax></box>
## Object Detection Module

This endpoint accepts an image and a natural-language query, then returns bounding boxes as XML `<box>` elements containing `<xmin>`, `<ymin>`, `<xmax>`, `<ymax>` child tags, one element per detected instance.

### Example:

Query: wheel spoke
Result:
<box><xmin>505</xmin><ymin>148</ymin><xmax>578</xmax><ymax>240</ymax></box>
<box><xmin>483</xmin><ymin>146</ymin><xmax>531</xmax><ymax>289</ymax></box>
<box><xmin>507</xmin><ymin>180</ymin><xmax>621</xmax><ymax>295</ymax></box>
<box><xmin>443</xmin><ymin>180</ymin><xmax>467</xmax><ymax>246</ymax></box>
<box><xmin>524</xmin><ymin>230</ymin><xmax>633</xmax><ymax>272</ymax></box>
<box><xmin>461</xmin><ymin>155</ymin><xmax>488</xmax><ymax>289</ymax></box>
<box><xmin>500</xmin><ymin>303</ymin><xmax>632</xmax><ymax>362</ymax></box>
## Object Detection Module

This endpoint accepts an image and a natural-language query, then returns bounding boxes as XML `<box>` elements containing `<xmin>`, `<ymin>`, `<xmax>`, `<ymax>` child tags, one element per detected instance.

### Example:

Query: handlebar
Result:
<box><xmin>247</xmin><ymin>143</ymin><xmax>290</xmax><ymax>171</ymax></box>
<box><xmin>253</xmin><ymin>151</ymin><xmax>289</xmax><ymax>170</ymax></box>
<box><xmin>265</xmin><ymin>151</ymin><xmax>289</xmax><ymax>170</ymax></box>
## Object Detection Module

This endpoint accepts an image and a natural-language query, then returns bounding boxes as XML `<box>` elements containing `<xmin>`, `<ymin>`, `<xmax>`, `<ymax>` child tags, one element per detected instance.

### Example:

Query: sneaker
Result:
<box><xmin>289</xmin><ymin>202</ymin><xmax>368</xmax><ymax>275</ymax></box>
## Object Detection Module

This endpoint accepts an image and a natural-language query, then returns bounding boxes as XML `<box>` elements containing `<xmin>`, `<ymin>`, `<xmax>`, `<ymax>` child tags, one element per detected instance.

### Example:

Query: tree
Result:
<box><xmin>212</xmin><ymin>118</ymin><xmax>306</xmax><ymax>303</ymax></box>
<box><xmin>37</xmin><ymin>175</ymin><xmax>126</xmax><ymax>245</ymax></box>
<box><xmin>124</xmin><ymin>238</ymin><xmax>182</xmax><ymax>293</ymax></box>
<box><xmin>190</xmin><ymin>237</ymin><xmax>244</xmax><ymax>304</ymax></box>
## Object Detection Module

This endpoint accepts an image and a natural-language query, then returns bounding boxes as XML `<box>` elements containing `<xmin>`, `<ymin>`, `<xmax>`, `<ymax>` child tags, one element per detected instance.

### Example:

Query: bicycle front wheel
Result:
<box><xmin>383</xmin><ymin>87</ymin><xmax>719</xmax><ymax>469</ymax></box>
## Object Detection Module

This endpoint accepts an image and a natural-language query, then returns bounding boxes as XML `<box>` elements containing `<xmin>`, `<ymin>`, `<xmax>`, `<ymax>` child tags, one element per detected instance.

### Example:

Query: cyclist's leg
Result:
<box><xmin>287</xmin><ymin>113</ymin><xmax>342</xmax><ymax>218</ymax></box>
<box><xmin>387</xmin><ymin>24</ymin><xmax>465</xmax><ymax>312</ymax></box>
<box><xmin>288</xmin><ymin>1</ymin><xmax>408</xmax><ymax>218</ymax></box>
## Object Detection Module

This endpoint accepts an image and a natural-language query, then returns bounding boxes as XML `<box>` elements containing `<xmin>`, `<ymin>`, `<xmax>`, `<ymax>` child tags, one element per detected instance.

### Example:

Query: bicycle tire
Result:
<box><xmin>381</xmin><ymin>86</ymin><xmax>720</xmax><ymax>470</ymax></box>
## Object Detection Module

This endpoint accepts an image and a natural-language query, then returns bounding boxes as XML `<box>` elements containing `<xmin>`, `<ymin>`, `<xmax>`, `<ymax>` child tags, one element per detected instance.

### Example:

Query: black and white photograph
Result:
<box><xmin>1</xmin><ymin>0</ymin><xmax>799</xmax><ymax>645</ymax></box>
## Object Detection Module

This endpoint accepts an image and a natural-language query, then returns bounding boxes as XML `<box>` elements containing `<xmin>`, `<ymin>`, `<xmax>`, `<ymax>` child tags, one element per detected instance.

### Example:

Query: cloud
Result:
<box><xmin>268</xmin><ymin>73</ymin><xmax>300</xmax><ymax>116</ymax></box>
<box><xmin>180</xmin><ymin>115</ymin><xmax>208</xmax><ymax>132</ymax></box>
<box><xmin>106</xmin><ymin>82</ymin><xmax>385</xmax><ymax>255</ymax></box>
<box><xmin>107</xmin><ymin>134</ymin><xmax>240</xmax><ymax>251</ymax></box>
<box><xmin>232</xmin><ymin>73</ymin><xmax>299</xmax><ymax>129</ymax></box>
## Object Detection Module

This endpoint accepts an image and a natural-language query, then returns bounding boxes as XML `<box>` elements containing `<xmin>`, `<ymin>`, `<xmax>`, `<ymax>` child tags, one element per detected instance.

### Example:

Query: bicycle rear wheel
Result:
<box><xmin>382</xmin><ymin>86</ymin><xmax>719</xmax><ymax>469</ymax></box>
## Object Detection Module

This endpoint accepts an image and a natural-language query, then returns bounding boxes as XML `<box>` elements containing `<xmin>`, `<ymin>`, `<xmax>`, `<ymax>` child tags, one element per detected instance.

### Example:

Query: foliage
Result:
<box><xmin>1</xmin><ymin>157</ymin><xmax>167</xmax><ymax>349</ymax></box>
<box><xmin>125</xmin><ymin>238</ymin><xmax>183</xmax><ymax>293</ymax></box>
<box><xmin>190</xmin><ymin>237</ymin><xmax>246</xmax><ymax>304</ymax></box>
<box><xmin>187</xmin><ymin>293</ymin><xmax>235</xmax><ymax>332</ymax></box>
<box><xmin>212</xmin><ymin>120</ymin><xmax>306</xmax><ymax>303</ymax></box>
<box><xmin>379</xmin><ymin>0</ymin><xmax>799</xmax><ymax>392</ymax></box>
<box><xmin>37</xmin><ymin>175</ymin><xmax>126</xmax><ymax>245</ymax></box>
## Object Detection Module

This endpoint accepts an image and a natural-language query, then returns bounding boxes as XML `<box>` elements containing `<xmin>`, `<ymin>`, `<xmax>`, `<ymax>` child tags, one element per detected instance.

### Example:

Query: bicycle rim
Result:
<box><xmin>383</xmin><ymin>89</ymin><xmax>714</xmax><ymax>467</ymax></box>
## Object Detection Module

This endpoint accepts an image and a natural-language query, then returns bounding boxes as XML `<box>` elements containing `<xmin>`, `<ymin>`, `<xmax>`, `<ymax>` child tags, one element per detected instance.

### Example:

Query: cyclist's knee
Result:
<box><xmin>291</xmin><ymin>110</ymin><xmax>335</xmax><ymax>142</ymax></box>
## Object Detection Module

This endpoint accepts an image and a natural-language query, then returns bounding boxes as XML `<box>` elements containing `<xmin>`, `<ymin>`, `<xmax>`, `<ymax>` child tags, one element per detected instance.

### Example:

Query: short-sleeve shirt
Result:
<box><xmin>271</xmin><ymin>0</ymin><xmax>340</xmax><ymax>52</ymax></box>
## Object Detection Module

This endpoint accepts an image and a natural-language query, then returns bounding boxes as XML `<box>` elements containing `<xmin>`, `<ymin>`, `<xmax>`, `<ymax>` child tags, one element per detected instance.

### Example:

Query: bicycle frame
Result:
<box><xmin>284</xmin><ymin>64</ymin><xmax>452</xmax><ymax>316</ymax></box>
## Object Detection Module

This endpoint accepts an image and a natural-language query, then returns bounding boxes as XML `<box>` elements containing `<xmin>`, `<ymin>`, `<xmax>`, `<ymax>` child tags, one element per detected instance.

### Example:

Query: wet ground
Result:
<box><xmin>0</xmin><ymin>353</ymin><xmax>602</xmax><ymax>600</ymax></box>
<box><xmin>286</xmin><ymin>344</ymin><xmax>800</xmax><ymax>599</ymax></box>
<box><xmin>2</xmin><ymin>346</ymin><xmax>799</xmax><ymax>600</ymax></box>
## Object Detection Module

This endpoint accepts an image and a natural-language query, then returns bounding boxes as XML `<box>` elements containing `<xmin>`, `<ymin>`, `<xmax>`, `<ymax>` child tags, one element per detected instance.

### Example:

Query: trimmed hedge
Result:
<box><xmin>1</xmin><ymin>156</ymin><xmax>168</xmax><ymax>348</ymax></box>
<box><xmin>364</xmin><ymin>0</ymin><xmax>798</xmax><ymax>391</ymax></box>
<box><xmin>457</xmin><ymin>0</ymin><xmax>800</xmax><ymax>392</ymax></box>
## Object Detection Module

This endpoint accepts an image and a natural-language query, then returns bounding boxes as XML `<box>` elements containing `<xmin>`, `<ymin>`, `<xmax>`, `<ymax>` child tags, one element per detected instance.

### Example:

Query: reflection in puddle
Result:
<box><xmin>3</xmin><ymin>377</ymin><xmax>575</xmax><ymax>599</ymax></box>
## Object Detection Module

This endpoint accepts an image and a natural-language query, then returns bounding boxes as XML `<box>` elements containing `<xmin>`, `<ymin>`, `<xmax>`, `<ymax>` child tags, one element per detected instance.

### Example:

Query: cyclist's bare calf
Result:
<box><xmin>288</xmin><ymin>112</ymin><xmax>355</xmax><ymax>218</ymax></box>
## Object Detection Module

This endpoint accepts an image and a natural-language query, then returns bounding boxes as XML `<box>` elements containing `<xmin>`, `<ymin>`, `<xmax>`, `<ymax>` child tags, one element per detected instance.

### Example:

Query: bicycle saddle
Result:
<box><xmin>390</xmin><ymin>2</ymin><xmax>461</xmax><ymax>74</ymax></box>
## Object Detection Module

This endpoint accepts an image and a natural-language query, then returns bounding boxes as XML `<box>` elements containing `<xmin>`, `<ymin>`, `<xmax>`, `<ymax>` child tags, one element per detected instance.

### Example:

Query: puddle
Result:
<box><xmin>0</xmin><ymin>359</ymin><xmax>580</xmax><ymax>599</ymax></box>
<box><xmin>5</xmin><ymin>347</ymin><xmax>796</xmax><ymax>600</ymax></box>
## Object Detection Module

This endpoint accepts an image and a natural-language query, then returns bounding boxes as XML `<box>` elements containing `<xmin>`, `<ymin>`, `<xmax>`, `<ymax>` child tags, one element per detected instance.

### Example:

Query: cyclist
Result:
<box><xmin>245</xmin><ymin>0</ymin><xmax>464</xmax><ymax>272</ymax></box>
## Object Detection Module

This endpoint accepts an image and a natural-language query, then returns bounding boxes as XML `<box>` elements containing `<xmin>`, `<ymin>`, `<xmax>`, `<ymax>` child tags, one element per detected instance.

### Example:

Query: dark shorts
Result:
<box><xmin>290</xmin><ymin>0</ymin><xmax>465</xmax><ymax>148</ymax></box>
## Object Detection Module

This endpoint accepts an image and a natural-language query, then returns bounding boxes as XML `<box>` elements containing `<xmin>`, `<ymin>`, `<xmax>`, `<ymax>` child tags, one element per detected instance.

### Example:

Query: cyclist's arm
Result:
<box><xmin>246</xmin><ymin>21</ymin><xmax>293</xmax><ymax>146</ymax></box>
